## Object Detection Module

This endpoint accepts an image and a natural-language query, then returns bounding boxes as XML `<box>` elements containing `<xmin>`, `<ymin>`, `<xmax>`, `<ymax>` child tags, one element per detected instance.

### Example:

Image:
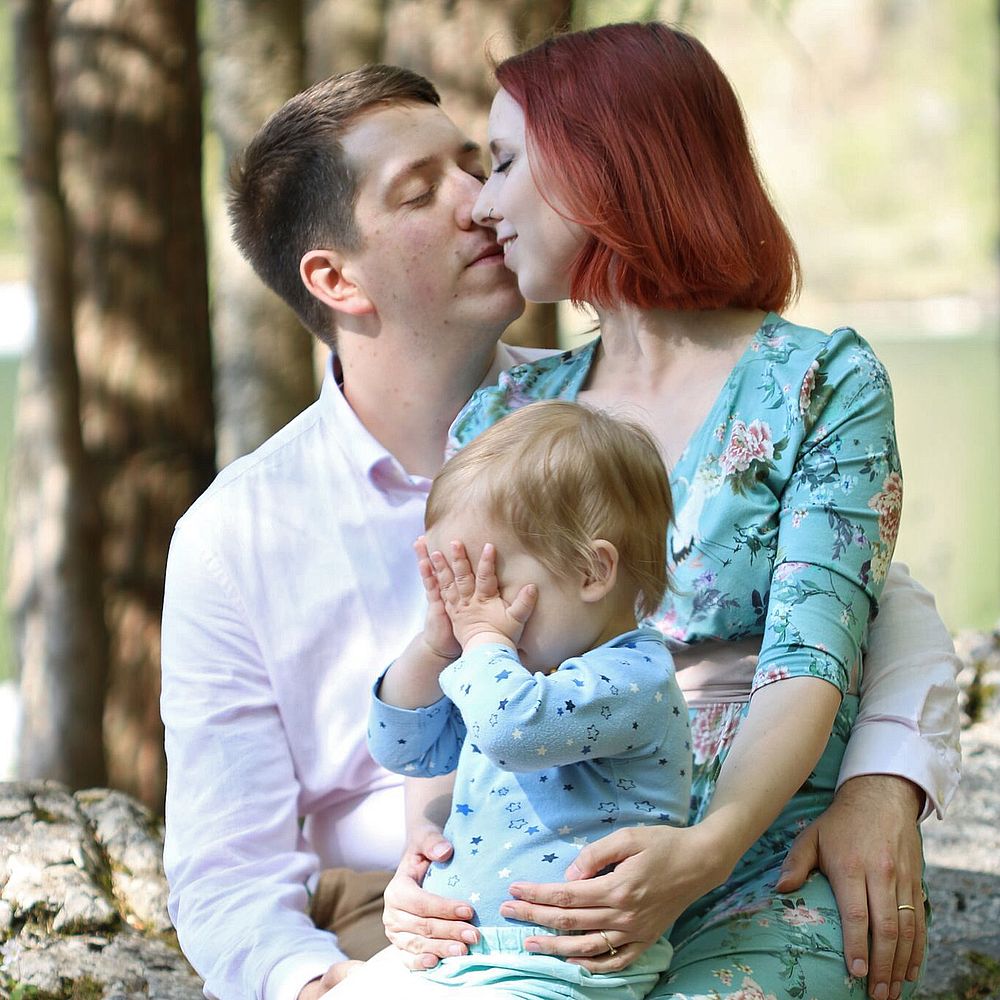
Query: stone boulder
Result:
<box><xmin>0</xmin><ymin>781</ymin><xmax>202</xmax><ymax>999</ymax></box>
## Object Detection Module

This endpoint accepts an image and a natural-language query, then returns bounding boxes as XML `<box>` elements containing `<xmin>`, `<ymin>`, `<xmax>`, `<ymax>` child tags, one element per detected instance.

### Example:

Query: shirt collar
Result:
<box><xmin>320</xmin><ymin>353</ymin><xmax>431</xmax><ymax>505</ymax></box>
<box><xmin>319</xmin><ymin>344</ymin><xmax>525</xmax><ymax>505</ymax></box>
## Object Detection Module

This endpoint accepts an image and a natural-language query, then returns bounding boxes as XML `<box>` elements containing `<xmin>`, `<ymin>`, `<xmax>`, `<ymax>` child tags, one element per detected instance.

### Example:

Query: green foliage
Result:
<box><xmin>0</xmin><ymin>0</ymin><xmax>22</xmax><ymax>275</ymax></box>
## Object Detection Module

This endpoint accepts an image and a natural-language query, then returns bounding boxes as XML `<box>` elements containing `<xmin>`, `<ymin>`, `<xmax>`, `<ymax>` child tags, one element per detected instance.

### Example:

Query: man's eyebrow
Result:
<box><xmin>383</xmin><ymin>142</ymin><xmax>482</xmax><ymax>197</ymax></box>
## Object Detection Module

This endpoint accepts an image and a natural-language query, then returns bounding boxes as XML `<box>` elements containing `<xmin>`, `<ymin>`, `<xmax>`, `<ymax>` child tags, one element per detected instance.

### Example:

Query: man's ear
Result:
<box><xmin>580</xmin><ymin>539</ymin><xmax>620</xmax><ymax>603</ymax></box>
<box><xmin>300</xmin><ymin>249</ymin><xmax>375</xmax><ymax>317</ymax></box>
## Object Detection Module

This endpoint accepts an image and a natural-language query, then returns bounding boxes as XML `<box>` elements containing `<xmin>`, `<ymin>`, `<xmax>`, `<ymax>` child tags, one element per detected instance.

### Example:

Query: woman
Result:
<box><xmin>387</xmin><ymin>22</ymin><xmax>931</xmax><ymax>1000</ymax></box>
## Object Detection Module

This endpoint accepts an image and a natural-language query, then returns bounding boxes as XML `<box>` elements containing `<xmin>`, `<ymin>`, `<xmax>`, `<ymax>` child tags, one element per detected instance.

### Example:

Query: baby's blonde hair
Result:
<box><xmin>427</xmin><ymin>401</ymin><xmax>672</xmax><ymax>618</ymax></box>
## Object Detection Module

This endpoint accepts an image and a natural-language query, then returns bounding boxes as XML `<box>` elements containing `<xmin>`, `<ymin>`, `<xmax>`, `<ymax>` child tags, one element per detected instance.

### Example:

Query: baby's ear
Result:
<box><xmin>581</xmin><ymin>539</ymin><xmax>619</xmax><ymax>603</ymax></box>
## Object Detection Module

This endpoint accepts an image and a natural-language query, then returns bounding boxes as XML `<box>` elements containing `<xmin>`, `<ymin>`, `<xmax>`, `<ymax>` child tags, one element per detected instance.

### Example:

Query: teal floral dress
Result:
<box><xmin>450</xmin><ymin>314</ymin><xmax>912</xmax><ymax>999</ymax></box>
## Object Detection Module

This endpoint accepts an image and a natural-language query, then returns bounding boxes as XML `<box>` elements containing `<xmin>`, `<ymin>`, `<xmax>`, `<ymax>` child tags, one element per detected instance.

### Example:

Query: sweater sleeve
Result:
<box><xmin>438</xmin><ymin>641</ymin><xmax>680</xmax><ymax>772</ymax></box>
<box><xmin>367</xmin><ymin>675</ymin><xmax>465</xmax><ymax>778</ymax></box>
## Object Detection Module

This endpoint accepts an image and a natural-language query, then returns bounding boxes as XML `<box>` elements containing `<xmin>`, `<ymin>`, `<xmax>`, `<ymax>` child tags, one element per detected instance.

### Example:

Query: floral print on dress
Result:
<box><xmin>450</xmin><ymin>313</ymin><xmax>907</xmax><ymax>998</ymax></box>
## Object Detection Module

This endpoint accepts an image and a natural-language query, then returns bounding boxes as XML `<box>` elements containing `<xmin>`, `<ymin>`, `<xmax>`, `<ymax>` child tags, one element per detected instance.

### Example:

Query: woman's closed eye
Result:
<box><xmin>492</xmin><ymin>157</ymin><xmax>513</xmax><ymax>175</ymax></box>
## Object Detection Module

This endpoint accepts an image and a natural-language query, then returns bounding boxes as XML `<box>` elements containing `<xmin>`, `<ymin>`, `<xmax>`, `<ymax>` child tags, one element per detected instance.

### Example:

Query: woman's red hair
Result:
<box><xmin>494</xmin><ymin>22</ymin><xmax>800</xmax><ymax>312</ymax></box>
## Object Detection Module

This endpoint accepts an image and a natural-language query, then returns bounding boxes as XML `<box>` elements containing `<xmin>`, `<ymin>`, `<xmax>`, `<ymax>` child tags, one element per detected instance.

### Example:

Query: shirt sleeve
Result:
<box><xmin>438</xmin><ymin>642</ymin><xmax>679</xmax><ymax>771</ymax></box>
<box><xmin>367</xmin><ymin>676</ymin><xmax>466</xmax><ymax>777</ymax></box>
<box><xmin>754</xmin><ymin>329</ymin><xmax>903</xmax><ymax>697</ymax></box>
<box><xmin>161</xmin><ymin>515</ymin><xmax>344</xmax><ymax>1000</ymax></box>
<box><xmin>839</xmin><ymin>562</ymin><xmax>963</xmax><ymax>821</ymax></box>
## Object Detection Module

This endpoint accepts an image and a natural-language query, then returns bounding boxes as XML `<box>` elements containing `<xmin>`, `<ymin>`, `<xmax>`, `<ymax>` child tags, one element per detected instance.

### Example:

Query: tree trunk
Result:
<box><xmin>7</xmin><ymin>0</ymin><xmax>109</xmax><ymax>790</ymax></box>
<box><xmin>303</xmin><ymin>0</ymin><xmax>385</xmax><ymax>83</ymax></box>
<box><xmin>51</xmin><ymin>0</ymin><xmax>215</xmax><ymax>810</ymax></box>
<box><xmin>207</xmin><ymin>0</ymin><xmax>317</xmax><ymax>468</ymax></box>
<box><xmin>381</xmin><ymin>0</ymin><xmax>570</xmax><ymax>350</ymax></box>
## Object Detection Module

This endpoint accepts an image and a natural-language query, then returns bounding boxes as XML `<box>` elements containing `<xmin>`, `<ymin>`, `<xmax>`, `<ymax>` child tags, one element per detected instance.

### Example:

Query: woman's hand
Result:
<box><xmin>381</xmin><ymin>824</ymin><xmax>480</xmax><ymax>970</ymax></box>
<box><xmin>776</xmin><ymin>774</ymin><xmax>926</xmax><ymax>1000</ymax></box>
<box><xmin>496</xmin><ymin>823</ymin><xmax>731</xmax><ymax>972</ymax></box>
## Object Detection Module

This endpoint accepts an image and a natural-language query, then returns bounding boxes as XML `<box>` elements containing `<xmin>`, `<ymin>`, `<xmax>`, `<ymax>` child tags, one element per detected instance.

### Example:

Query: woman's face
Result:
<box><xmin>473</xmin><ymin>89</ymin><xmax>587</xmax><ymax>304</ymax></box>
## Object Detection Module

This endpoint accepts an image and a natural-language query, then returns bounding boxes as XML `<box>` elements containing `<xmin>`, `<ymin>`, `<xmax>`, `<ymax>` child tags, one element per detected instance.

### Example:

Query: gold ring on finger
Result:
<box><xmin>897</xmin><ymin>903</ymin><xmax>916</xmax><ymax>912</ymax></box>
<box><xmin>599</xmin><ymin>929</ymin><xmax>618</xmax><ymax>956</ymax></box>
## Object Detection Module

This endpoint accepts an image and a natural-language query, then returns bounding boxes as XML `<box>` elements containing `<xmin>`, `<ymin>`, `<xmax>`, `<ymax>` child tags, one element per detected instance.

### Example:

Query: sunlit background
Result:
<box><xmin>0</xmin><ymin>0</ymin><xmax>997</xmax><ymax>702</ymax></box>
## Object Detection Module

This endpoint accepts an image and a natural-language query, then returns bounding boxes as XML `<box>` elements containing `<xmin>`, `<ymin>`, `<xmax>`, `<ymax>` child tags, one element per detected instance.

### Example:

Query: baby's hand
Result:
<box><xmin>430</xmin><ymin>541</ymin><xmax>537</xmax><ymax>652</ymax></box>
<box><xmin>414</xmin><ymin>536</ymin><xmax>461</xmax><ymax>662</ymax></box>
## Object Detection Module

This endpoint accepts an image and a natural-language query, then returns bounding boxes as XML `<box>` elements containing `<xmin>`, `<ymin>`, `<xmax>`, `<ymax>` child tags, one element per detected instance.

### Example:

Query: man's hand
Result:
<box><xmin>297</xmin><ymin>961</ymin><xmax>363</xmax><ymax>999</ymax></box>
<box><xmin>382</xmin><ymin>824</ymin><xmax>479</xmax><ymax>970</ymax></box>
<box><xmin>776</xmin><ymin>774</ymin><xmax>925</xmax><ymax>1000</ymax></box>
<box><xmin>430</xmin><ymin>541</ymin><xmax>536</xmax><ymax>651</ymax></box>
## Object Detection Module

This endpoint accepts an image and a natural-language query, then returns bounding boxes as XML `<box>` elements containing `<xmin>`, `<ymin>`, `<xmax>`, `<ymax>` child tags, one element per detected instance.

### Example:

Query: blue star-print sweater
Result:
<box><xmin>368</xmin><ymin>627</ymin><xmax>692</xmax><ymax>928</ymax></box>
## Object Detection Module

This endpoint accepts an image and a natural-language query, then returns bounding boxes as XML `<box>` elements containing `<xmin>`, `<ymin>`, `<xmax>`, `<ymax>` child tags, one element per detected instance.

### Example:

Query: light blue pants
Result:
<box><xmin>422</xmin><ymin>925</ymin><xmax>674</xmax><ymax>999</ymax></box>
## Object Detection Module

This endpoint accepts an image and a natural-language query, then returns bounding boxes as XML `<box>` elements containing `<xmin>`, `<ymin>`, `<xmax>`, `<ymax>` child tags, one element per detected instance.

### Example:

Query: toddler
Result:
<box><xmin>364</xmin><ymin>401</ymin><xmax>692</xmax><ymax>999</ymax></box>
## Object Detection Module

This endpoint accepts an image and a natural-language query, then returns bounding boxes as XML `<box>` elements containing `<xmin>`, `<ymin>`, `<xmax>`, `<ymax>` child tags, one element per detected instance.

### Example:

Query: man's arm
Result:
<box><xmin>161</xmin><ymin>517</ymin><xmax>343</xmax><ymax>1000</ymax></box>
<box><xmin>837</xmin><ymin>561</ymin><xmax>962</xmax><ymax>819</ymax></box>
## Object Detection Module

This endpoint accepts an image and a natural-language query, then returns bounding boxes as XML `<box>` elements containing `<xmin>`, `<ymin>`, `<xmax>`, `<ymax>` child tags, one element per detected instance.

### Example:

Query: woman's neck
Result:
<box><xmin>592</xmin><ymin>305</ymin><xmax>767</xmax><ymax>384</ymax></box>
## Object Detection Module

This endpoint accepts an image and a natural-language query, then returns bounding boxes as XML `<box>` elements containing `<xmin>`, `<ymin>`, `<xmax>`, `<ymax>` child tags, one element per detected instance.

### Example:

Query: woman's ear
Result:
<box><xmin>581</xmin><ymin>539</ymin><xmax>620</xmax><ymax>603</ymax></box>
<box><xmin>300</xmin><ymin>249</ymin><xmax>375</xmax><ymax>317</ymax></box>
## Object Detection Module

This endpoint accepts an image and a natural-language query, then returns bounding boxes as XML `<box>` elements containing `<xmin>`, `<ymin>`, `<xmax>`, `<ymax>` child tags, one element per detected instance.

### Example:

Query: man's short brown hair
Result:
<box><xmin>427</xmin><ymin>401</ymin><xmax>673</xmax><ymax>619</ymax></box>
<box><xmin>228</xmin><ymin>65</ymin><xmax>440</xmax><ymax>346</ymax></box>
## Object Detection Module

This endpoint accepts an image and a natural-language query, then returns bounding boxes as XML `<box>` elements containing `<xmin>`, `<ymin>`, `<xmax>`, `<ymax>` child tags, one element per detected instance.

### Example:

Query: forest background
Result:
<box><xmin>0</xmin><ymin>0</ymin><xmax>996</xmax><ymax>815</ymax></box>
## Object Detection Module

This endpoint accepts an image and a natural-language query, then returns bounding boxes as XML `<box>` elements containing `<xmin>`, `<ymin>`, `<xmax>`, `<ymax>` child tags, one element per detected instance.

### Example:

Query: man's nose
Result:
<box><xmin>454</xmin><ymin>170</ymin><xmax>485</xmax><ymax>230</ymax></box>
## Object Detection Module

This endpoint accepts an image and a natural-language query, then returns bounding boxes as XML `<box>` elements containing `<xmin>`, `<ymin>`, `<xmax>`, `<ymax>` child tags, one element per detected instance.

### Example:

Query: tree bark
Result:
<box><xmin>51</xmin><ymin>0</ymin><xmax>215</xmax><ymax>809</ymax></box>
<box><xmin>303</xmin><ymin>0</ymin><xmax>385</xmax><ymax>83</ymax></box>
<box><xmin>207</xmin><ymin>0</ymin><xmax>317</xmax><ymax>467</ymax></box>
<box><xmin>381</xmin><ymin>0</ymin><xmax>570</xmax><ymax>350</ymax></box>
<box><xmin>7</xmin><ymin>0</ymin><xmax>109</xmax><ymax>790</ymax></box>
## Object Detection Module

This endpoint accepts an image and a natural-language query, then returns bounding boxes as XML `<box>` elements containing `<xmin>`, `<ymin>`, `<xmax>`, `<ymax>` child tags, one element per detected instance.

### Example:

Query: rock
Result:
<box><xmin>919</xmin><ymin>707</ymin><xmax>1000</xmax><ymax>998</ymax></box>
<box><xmin>76</xmin><ymin>789</ymin><xmax>173</xmax><ymax>935</ymax></box>
<box><xmin>0</xmin><ymin>781</ymin><xmax>200</xmax><ymax>999</ymax></box>
<box><xmin>921</xmin><ymin>866</ymin><xmax>1000</xmax><ymax>998</ymax></box>
<box><xmin>2</xmin><ymin>929</ymin><xmax>203</xmax><ymax>999</ymax></box>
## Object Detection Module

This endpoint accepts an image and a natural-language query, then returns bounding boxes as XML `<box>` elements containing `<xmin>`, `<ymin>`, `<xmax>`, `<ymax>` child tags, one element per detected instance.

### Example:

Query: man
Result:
<box><xmin>161</xmin><ymin>66</ymin><xmax>960</xmax><ymax>1000</ymax></box>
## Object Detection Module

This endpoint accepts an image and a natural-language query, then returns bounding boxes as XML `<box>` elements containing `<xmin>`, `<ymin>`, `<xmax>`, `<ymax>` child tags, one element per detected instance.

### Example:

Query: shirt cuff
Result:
<box><xmin>836</xmin><ymin>715</ymin><xmax>959</xmax><ymax>822</ymax></box>
<box><xmin>370</xmin><ymin>673</ymin><xmax>452</xmax><ymax>732</ymax></box>
<box><xmin>264</xmin><ymin>948</ymin><xmax>348</xmax><ymax>1000</ymax></box>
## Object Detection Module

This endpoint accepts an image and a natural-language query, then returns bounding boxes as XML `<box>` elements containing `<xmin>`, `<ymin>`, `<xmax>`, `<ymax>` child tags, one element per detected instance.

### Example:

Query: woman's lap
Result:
<box><xmin>651</xmin><ymin>869</ymin><xmax>924</xmax><ymax>1000</ymax></box>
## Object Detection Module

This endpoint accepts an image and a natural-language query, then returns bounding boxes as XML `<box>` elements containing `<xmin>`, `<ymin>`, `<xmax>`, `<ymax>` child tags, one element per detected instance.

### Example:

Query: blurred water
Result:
<box><xmin>0</xmin><ymin>680</ymin><xmax>19</xmax><ymax>779</ymax></box>
<box><xmin>0</xmin><ymin>281</ymin><xmax>33</xmax><ymax>356</ymax></box>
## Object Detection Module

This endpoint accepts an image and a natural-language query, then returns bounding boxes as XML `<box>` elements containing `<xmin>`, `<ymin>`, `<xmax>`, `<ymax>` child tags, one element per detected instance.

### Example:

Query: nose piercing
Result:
<box><xmin>486</xmin><ymin>207</ymin><xmax>498</xmax><ymax>221</ymax></box>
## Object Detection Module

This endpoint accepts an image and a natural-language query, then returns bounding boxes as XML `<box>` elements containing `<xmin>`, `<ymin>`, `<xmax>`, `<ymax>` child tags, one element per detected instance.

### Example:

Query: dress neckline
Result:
<box><xmin>567</xmin><ymin>313</ymin><xmax>779</xmax><ymax>476</ymax></box>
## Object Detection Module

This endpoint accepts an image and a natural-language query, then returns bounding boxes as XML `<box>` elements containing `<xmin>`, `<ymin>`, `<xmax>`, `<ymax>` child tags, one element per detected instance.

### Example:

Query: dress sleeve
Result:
<box><xmin>753</xmin><ymin>328</ymin><xmax>903</xmax><ymax>697</ymax></box>
<box><xmin>367</xmin><ymin>677</ymin><xmax>465</xmax><ymax>778</ymax></box>
<box><xmin>161</xmin><ymin>516</ymin><xmax>343</xmax><ymax>1000</ymax></box>
<box><xmin>438</xmin><ymin>643</ymin><xmax>682</xmax><ymax>771</ymax></box>
<box><xmin>839</xmin><ymin>562</ymin><xmax>963</xmax><ymax>820</ymax></box>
